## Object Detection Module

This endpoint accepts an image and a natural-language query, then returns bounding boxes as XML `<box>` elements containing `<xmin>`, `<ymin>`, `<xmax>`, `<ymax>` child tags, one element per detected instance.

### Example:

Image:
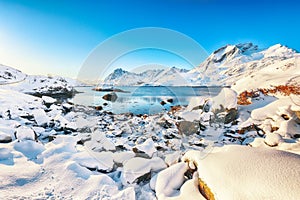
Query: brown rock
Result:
<box><xmin>102</xmin><ymin>92</ymin><xmax>118</xmax><ymax>102</ymax></box>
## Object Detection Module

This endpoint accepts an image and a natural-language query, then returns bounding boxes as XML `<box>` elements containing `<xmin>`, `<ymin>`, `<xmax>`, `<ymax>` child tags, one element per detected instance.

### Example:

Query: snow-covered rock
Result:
<box><xmin>182</xmin><ymin>145</ymin><xmax>300</xmax><ymax>200</ymax></box>
<box><xmin>42</xmin><ymin>95</ymin><xmax>56</xmax><ymax>104</ymax></box>
<box><xmin>32</xmin><ymin>109</ymin><xmax>50</xmax><ymax>127</ymax></box>
<box><xmin>121</xmin><ymin>157</ymin><xmax>167</xmax><ymax>185</ymax></box>
<box><xmin>0</xmin><ymin>132</ymin><xmax>12</xmax><ymax>143</ymax></box>
<box><xmin>164</xmin><ymin>151</ymin><xmax>181</xmax><ymax>166</ymax></box>
<box><xmin>264</xmin><ymin>132</ymin><xmax>283</xmax><ymax>147</ymax></box>
<box><xmin>134</xmin><ymin>138</ymin><xmax>157</xmax><ymax>157</ymax></box>
<box><xmin>15</xmin><ymin>126</ymin><xmax>36</xmax><ymax>141</ymax></box>
<box><xmin>212</xmin><ymin>88</ymin><xmax>237</xmax><ymax>110</ymax></box>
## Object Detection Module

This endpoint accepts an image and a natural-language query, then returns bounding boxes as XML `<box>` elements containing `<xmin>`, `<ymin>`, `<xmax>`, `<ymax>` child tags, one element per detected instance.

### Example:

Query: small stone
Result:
<box><xmin>167</xmin><ymin>98</ymin><xmax>173</xmax><ymax>103</ymax></box>
<box><xmin>95</xmin><ymin>106</ymin><xmax>103</xmax><ymax>111</ymax></box>
<box><xmin>160</xmin><ymin>101</ymin><xmax>166</xmax><ymax>106</ymax></box>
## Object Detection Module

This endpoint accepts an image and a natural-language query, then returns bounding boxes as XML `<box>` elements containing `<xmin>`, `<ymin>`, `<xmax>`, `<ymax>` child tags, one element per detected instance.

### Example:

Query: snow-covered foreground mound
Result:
<box><xmin>182</xmin><ymin>145</ymin><xmax>300</xmax><ymax>200</ymax></box>
<box><xmin>0</xmin><ymin>136</ymin><xmax>138</xmax><ymax>199</ymax></box>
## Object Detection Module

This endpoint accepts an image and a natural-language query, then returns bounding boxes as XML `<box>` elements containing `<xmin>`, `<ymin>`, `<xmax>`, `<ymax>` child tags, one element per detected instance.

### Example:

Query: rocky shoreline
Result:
<box><xmin>1</xmin><ymin>86</ymin><xmax>299</xmax><ymax>199</ymax></box>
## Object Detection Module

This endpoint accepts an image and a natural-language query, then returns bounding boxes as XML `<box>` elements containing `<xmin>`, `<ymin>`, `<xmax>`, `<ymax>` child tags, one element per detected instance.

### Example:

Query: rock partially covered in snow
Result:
<box><xmin>32</xmin><ymin>109</ymin><xmax>50</xmax><ymax>127</ymax></box>
<box><xmin>0</xmin><ymin>131</ymin><xmax>12</xmax><ymax>143</ymax></box>
<box><xmin>85</xmin><ymin>131</ymin><xmax>116</xmax><ymax>152</ymax></box>
<box><xmin>164</xmin><ymin>151</ymin><xmax>181</xmax><ymax>166</ymax></box>
<box><xmin>15</xmin><ymin>126</ymin><xmax>36</xmax><ymax>141</ymax></box>
<box><xmin>134</xmin><ymin>138</ymin><xmax>157</xmax><ymax>157</ymax></box>
<box><xmin>73</xmin><ymin>151</ymin><xmax>114</xmax><ymax>172</ymax></box>
<box><xmin>212</xmin><ymin>88</ymin><xmax>237</xmax><ymax>110</ymax></box>
<box><xmin>112</xmin><ymin>151</ymin><xmax>135</xmax><ymax>165</ymax></box>
<box><xmin>121</xmin><ymin>157</ymin><xmax>167</xmax><ymax>185</ymax></box>
<box><xmin>264</xmin><ymin>132</ymin><xmax>283</xmax><ymax>147</ymax></box>
<box><xmin>42</xmin><ymin>95</ymin><xmax>56</xmax><ymax>105</ymax></box>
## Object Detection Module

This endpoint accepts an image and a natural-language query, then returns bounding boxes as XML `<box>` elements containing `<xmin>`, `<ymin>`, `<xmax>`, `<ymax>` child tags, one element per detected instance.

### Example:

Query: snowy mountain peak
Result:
<box><xmin>262</xmin><ymin>43</ymin><xmax>296</xmax><ymax>58</ymax></box>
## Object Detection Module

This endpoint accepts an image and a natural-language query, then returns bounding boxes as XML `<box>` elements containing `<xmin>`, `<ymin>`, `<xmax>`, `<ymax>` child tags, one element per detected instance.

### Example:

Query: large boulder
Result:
<box><xmin>176</xmin><ymin>121</ymin><xmax>200</xmax><ymax>135</ymax></box>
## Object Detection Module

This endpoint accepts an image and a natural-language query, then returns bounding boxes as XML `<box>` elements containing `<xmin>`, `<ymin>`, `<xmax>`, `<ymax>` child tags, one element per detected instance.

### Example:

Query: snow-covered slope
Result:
<box><xmin>0</xmin><ymin>64</ymin><xmax>27</xmax><ymax>84</ymax></box>
<box><xmin>0</xmin><ymin>64</ymin><xmax>85</xmax><ymax>95</ymax></box>
<box><xmin>189</xmin><ymin>43</ymin><xmax>299</xmax><ymax>91</ymax></box>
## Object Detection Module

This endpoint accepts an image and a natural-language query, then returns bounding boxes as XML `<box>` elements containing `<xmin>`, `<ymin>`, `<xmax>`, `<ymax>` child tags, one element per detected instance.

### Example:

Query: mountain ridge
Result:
<box><xmin>103</xmin><ymin>43</ymin><xmax>299</xmax><ymax>89</ymax></box>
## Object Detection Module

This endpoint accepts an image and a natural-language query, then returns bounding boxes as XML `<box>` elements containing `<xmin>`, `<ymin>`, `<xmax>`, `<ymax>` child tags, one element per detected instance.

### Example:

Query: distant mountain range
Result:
<box><xmin>103</xmin><ymin>43</ymin><xmax>300</xmax><ymax>92</ymax></box>
<box><xmin>103</xmin><ymin>67</ymin><xmax>189</xmax><ymax>86</ymax></box>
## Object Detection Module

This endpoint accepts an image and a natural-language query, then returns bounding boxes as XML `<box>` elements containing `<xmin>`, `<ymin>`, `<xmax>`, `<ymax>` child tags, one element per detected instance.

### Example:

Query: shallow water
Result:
<box><xmin>71</xmin><ymin>86</ymin><xmax>222</xmax><ymax>114</ymax></box>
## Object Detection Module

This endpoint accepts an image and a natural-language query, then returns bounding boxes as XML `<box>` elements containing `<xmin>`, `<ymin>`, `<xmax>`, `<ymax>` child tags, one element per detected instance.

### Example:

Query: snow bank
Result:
<box><xmin>182</xmin><ymin>145</ymin><xmax>300</xmax><ymax>200</ymax></box>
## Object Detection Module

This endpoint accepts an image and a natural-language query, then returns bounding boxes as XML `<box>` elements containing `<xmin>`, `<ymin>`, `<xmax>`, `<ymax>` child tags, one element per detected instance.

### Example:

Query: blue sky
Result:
<box><xmin>0</xmin><ymin>0</ymin><xmax>299</xmax><ymax>79</ymax></box>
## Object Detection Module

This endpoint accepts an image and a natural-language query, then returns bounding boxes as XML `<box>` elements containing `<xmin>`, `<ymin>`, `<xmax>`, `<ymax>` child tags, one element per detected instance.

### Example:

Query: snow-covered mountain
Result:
<box><xmin>189</xmin><ymin>43</ymin><xmax>299</xmax><ymax>92</ymax></box>
<box><xmin>103</xmin><ymin>67</ymin><xmax>189</xmax><ymax>86</ymax></box>
<box><xmin>103</xmin><ymin>43</ymin><xmax>300</xmax><ymax>93</ymax></box>
<box><xmin>0</xmin><ymin>64</ymin><xmax>85</xmax><ymax>96</ymax></box>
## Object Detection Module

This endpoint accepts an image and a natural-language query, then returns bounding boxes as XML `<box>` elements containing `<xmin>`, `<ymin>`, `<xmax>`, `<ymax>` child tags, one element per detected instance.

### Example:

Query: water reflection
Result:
<box><xmin>72</xmin><ymin>86</ymin><xmax>221</xmax><ymax>115</ymax></box>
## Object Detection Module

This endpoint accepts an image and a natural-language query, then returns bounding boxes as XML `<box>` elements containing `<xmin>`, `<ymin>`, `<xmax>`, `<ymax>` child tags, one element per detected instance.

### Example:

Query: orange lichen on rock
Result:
<box><xmin>199</xmin><ymin>178</ymin><xmax>215</xmax><ymax>200</ymax></box>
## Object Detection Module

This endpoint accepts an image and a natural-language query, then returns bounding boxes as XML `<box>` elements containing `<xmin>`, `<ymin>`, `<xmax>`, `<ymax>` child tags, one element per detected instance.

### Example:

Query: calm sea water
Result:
<box><xmin>71</xmin><ymin>86</ymin><xmax>222</xmax><ymax>115</ymax></box>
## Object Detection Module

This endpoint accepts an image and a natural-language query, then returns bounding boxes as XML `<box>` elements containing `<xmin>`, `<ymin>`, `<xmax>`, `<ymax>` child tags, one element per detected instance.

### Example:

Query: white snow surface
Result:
<box><xmin>182</xmin><ymin>145</ymin><xmax>300</xmax><ymax>200</ymax></box>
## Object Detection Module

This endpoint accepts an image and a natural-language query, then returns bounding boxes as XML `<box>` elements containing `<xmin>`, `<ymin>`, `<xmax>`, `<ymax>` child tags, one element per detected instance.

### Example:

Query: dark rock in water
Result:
<box><xmin>103</xmin><ymin>102</ymin><xmax>108</xmax><ymax>106</ymax></box>
<box><xmin>102</xmin><ymin>92</ymin><xmax>118</xmax><ymax>102</ymax></box>
<box><xmin>167</xmin><ymin>98</ymin><xmax>173</xmax><ymax>103</ymax></box>
<box><xmin>224</xmin><ymin>108</ymin><xmax>238</xmax><ymax>124</ymax></box>
<box><xmin>160</xmin><ymin>101</ymin><xmax>166</xmax><ymax>106</ymax></box>
<box><xmin>0</xmin><ymin>132</ymin><xmax>12</xmax><ymax>143</ymax></box>
<box><xmin>176</xmin><ymin>121</ymin><xmax>200</xmax><ymax>135</ymax></box>
<box><xmin>95</xmin><ymin>106</ymin><xmax>103</xmax><ymax>111</ymax></box>
<box><xmin>93</xmin><ymin>87</ymin><xmax>129</xmax><ymax>93</ymax></box>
